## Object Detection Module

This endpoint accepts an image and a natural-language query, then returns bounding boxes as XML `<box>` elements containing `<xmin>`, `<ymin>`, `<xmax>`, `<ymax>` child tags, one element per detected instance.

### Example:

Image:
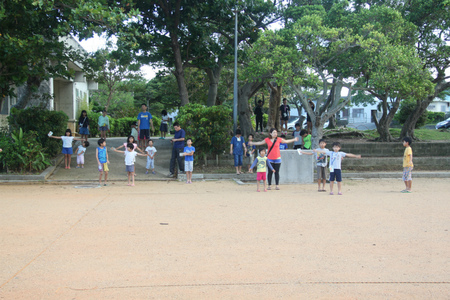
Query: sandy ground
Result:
<box><xmin>0</xmin><ymin>178</ymin><xmax>449</xmax><ymax>299</ymax></box>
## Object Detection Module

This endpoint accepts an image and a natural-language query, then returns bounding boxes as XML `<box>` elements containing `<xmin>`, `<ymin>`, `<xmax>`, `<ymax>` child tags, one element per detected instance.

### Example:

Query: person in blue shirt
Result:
<box><xmin>137</xmin><ymin>103</ymin><xmax>154</xmax><ymax>150</ymax></box>
<box><xmin>169</xmin><ymin>122</ymin><xmax>185</xmax><ymax>177</ymax></box>
<box><xmin>230</xmin><ymin>129</ymin><xmax>247</xmax><ymax>175</ymax></box>
<box><xmin>183</xmin><ymin>138</ymin><xmax>195</xmax><ymax>184</ymax></box>
<box><xmin>279</xmin><ymin>134</ymin><xmax>289</xmax><ymax>150</ymax></box>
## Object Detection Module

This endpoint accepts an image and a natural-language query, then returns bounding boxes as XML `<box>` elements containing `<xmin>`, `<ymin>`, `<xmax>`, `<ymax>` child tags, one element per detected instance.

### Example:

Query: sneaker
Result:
<box><xmin>145</xmin><ymin>170</ymin><xmax>149</xmax><ymax>174</ymax></box>
<box><xmin>152</xmin><ymin>171</ymin><xmax>156</xmax><ymax>174</ymax></box>
<box><xmin>338</xmin><ymin>192</ymin><xmax>343</xmax><ymax>195</ymax></box>
<box><xmin>168</xmin><ymin>173</ymin><xmax>174</xmax><ymax>177</ymax></box>
<box><xmin>330</xmin><ymin>192</ymin><xmax>334</xmax><ymax>195</ymax></box>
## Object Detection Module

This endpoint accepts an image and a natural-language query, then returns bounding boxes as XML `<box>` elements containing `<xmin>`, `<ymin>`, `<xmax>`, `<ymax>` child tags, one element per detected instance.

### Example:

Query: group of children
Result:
<box><xmin>245</xmin><ymin>133</ymin><xmax>414</xmax><ymax>195</ymax></box>
<box><xmin>50</xmin><ymin>129</ymin><xmax>196</xmax><ymax>186</ymax></box>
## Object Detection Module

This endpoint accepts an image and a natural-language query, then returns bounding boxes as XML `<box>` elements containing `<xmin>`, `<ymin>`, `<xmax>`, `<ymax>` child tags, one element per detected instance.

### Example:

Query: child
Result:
<box><xmin>249</xmin><ymin>148</ymin><xmax>275</xmax><ymax>192</ymax></box>
<box><xmin>402</xmin><ymin>137</ymin><xmax>413</xmax><ymax>193</ymax></box>
<box><xmin>78</xmin><ymin>110</ymin><xmax>90</xmax><ymax>141</ymax></box>
<box><xmin>131</xmin><ymin>123</ymin><xmax>138</xmax><ymax>142</ymax></box>
<box><xmin>48</xmin><ymin>129</ymin><xmax>83</xmax><ymax>169</ymax></box>
<box><xmin>301</xmin><ymin>130</ymin><xmax>312</xmax><ymax>149</ymax></box>
<box><xmin>97</xmin><ymin>110</ymin><xmax>110</xmax><ymax>140</ymax></box>
<box><xmin>315</xmin><ymin>139</ymin><xmax>328</xmax><ymax>192</ymax></box>
<box><xmin>230</xmin><ymin>129</ymin><xmax>247</xmax><ymax>175</ymax></box>
<box><xmin>292</xmin><ymin>123</ymin><xmax>303</xmax><ymax>149</ymax></box>
<box><xmin>112</xmin><ymin>143</ymin><xmax>147</xmax><ymax>186</ymax></box>
<box><xmin>76</xmin><ymin>141</ymin><xmax>90</xmax><ymax>168</ymax></box>
<box><xmin>279</xmin><ymin>134</ymin><xmax>288</xmax><ymax>150</ymax></box>
<box><xmin>314</xmin><ymin>142</ymin><xmax>361</xmax><ymax>195</ymax></box>
<box><xmin>96</xmin><ymin>138</ymin><xmax>109</xmax><ymax>186</ymax></box>
<box><xmin>160</xmin><ymin>110</ymin><xmax>169</xmax><ymax>139</ymax></box>
<box><xmin>183</xmin><ymin>138</ymin><xmax>195</xmax><ymax>183</ymax></box>
<box><xmin>145</xmin><ymin>139</ymin><xmax>157</xmax><ymax>174</ymax></box>
<box><xmin>246</xmin><ymin>134</ymin><xmax>256</xmax><ymax>173</ymax></box>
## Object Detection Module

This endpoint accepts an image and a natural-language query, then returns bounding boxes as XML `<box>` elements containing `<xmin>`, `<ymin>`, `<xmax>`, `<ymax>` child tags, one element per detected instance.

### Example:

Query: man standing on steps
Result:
<box><xmin>169</xmin><ymin>122</ymin><xmax>185</xmax><ymax>177</ymax></box>
<box><xmin>137</xmin><ymin>103</ymin><xmax>154</xmax><ymax>150</ymax></box>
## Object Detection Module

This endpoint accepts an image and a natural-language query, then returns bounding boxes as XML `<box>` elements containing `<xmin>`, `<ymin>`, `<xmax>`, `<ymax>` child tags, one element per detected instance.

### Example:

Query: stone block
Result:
<box><xmin>278</xmin><ymin>150</ymin><xmax>314</xmax><ymax>184</ymax></box>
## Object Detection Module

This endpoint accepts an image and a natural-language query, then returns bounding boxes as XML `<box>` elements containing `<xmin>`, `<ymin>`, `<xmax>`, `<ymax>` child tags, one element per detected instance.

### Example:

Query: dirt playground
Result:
<box><xmin>0</xmin><ymin>178</ymin><xmax>449</xmax><ymax>299</ymax></box>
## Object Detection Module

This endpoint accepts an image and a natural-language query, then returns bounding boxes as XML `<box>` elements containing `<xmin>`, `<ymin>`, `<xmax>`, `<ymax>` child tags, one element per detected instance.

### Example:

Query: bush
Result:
<box><xmin>88</xmin><ymin>112</ymin><xmax>161</xmax><ymax>137</ymax></box>
<box><xmin>427</xmin><ymin>111</ymin><xmax>445</xmax><ymax>124</ymax></box>
<box><xmin>8</xmin><ymin>107</ymin><xmax>69</xmax><ymax>157</ymax></box>
<box><xmin>0</xmin><ymin>128</ymin><xmax>51</xmax><ymax>173</ymax></box>
<box><xmin>175</xmin><ymin>104</ymin><xmax>232</xmax><ymax>160</ymax></box>
<box><xmin>394</xmin><ymin>101</ymin><xmax>428</xmax><ymax>128</ymax></box>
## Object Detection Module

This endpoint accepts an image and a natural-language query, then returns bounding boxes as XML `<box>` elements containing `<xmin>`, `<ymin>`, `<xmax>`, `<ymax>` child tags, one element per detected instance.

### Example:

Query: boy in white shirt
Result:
<box><xmin>314</xmin><ymin>142</ymin><xmax>361</xmax><ymax>195</ymax></box>
<box><xmin>112</xmin><ymin>143</ymin><xmax>146</xmax><ymax>186</ymax></box>
<box><xmin>145</xmin><ymin>139</ymin><xmax>157</xmax><ymax>174</ymax></box>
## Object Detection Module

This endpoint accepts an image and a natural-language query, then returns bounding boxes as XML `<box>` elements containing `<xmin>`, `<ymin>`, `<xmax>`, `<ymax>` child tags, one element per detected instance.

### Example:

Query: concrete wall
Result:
<box><xmin>336</xmin><ymin>142</ymin><xmax>450</xmax><ymax>157</ymax></box>
<box><xmin>278</xmin><ymin>150</ymin><xmax>315</xmax><ymax>184</ymax></box>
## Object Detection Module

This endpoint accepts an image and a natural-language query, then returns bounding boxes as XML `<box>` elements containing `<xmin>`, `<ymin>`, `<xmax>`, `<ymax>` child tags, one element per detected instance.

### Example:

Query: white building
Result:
<box><xmin>0</xmin><ymin>35</ymin><xmax>98</xmax><ymax>131</ymax></box>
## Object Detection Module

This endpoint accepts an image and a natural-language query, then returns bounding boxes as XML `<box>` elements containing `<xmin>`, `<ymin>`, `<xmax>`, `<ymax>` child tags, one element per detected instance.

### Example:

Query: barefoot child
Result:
<box><xmin>76</xmin><ymin>141</ymin><xmax>90</xmax><ymax>168</ymax></box>
<box><xmin>315</xmin><ymin>139</ymin><xmax>328</xmax><ymax>192</ymax></box>
<box><xmin>112</xmin><ymin>143</ymin><xmax>147</xmax><ymax>186</ymax></box>
<box><xmin>314</xmin><ymin>142</ymin><xmax>361</xmax><ymax>195</ymax></box>
<box><xmin>230</xmin><ymin>129</ymin><xmax>247</xmax><ymax>175</ymax></box>
<box><xmin>48</xmin><ymin>129</ymin><xmax>83</xmax><ymax>169</ymax></box>
<box><xmin>402</xmin><ymin>137</ymin><xmax>413</xmax><ymax>193</ymax></box>
<box><xmin>183</xmin><ymin>138</ymin><xmax>195</xmax><ymax>183</ymax></box>
<box><xmin>145</xmin><ymin>139</ymin><xmax>157</xmax><ymax>174</ymax></box>
<box><xmin>96</xmin><ymin>138</ymin><xmax>109</xmax><ymax>186</ymax></box>
<box><xmin>249</xmin><ymin>148</ymin><xmax>275</xmax><ymax>192</ymax></box>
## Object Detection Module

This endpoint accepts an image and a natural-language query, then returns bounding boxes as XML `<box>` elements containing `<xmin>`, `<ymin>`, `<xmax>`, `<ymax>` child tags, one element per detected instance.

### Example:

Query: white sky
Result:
<box><xmin>76</xmin><ymin>34</ymin><xmax>158</xmax><ymax>80</ymax></box>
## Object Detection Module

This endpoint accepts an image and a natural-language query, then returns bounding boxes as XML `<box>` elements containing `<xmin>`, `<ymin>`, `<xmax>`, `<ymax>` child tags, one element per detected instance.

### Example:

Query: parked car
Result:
<box><xmin>287</xmin><ymin>117</ymin><xmax>300</xmax><ymax>130</ymax></box>
<box><xmin>435</xmin><ymin>117</ymin><xmax>450</xmax><ymax>129</ymax></box>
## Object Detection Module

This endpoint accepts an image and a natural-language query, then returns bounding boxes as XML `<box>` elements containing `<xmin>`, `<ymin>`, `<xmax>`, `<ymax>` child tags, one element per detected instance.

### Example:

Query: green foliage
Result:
<box><xmin>175</xmin><ymin>104</ymin><xmax>232</xmax><ymax>159</ymax></box>
<box><xmin>8</xmin><ymin>107</ymin><xmax>68</xmax><ymax>157</ymax></box>
<box><xmin>0</xmin><ymin>128</ymin><xmax>51</xmax><ymax>173</ymax></box>
<box><xmin>88</xmin><ymin>112</ymin><xmax>161</xmax><ymax>137</ymax></box>
<box><xmin>394</xmin><ymin>100</ymin><xmax>428</xmax><ymax>128</ymax></box>
<box><xmin>427</xmin><ymin>112</ymin><xmax>446</xmax><ymax>124</ymax></box>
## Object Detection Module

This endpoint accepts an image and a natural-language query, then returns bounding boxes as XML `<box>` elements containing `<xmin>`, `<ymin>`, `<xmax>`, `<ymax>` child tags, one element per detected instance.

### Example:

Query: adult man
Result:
<box><xmin>137</xmin><ymin>104</ymin><xmax>154</xmax><ymax>150</ymax></box>
<box><xmin>169</xmin><ymin>122</ymin><xmax>185</xmax><ymax>177</ymax></box>
<box><xmin>254</xmin><ymin>95</ymin><xmax>265</xmax><ymax>133</ymax></box>
<box><xmin>279</xmin><ymin>98</ymin><xmax>290</xmax><ymax>135</ymax></box>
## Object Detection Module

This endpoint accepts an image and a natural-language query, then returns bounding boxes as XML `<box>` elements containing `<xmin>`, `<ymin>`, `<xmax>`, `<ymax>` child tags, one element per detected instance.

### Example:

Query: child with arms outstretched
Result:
<box><xmin>48</xmin><ymin>129</ymin><xmax>84</xmax><ymax>169</ymax></box>
<box><xmin>112</xmin><ymin>143</ymin><xmax>147</xmax><ymax>186</ymax></box>
<box><xmin>249</xmin><ymin>148</ymin><xmax>275</xmax><ymax>192</ymax></box>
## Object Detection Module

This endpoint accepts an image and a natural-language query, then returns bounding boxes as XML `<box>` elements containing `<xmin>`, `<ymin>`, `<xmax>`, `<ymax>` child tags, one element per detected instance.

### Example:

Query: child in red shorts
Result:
<box><xmin>249</xmin><ymin>148</ymin><xmax>275</xmax><ymax>192</ymax></box>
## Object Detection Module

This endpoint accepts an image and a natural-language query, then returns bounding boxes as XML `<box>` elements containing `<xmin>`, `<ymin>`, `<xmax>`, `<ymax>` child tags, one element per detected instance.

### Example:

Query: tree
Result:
<box><xmin>0</xmin><ymin>0</ymin><xmax>138</xmax><ymax>108</ymax></box>
<box><xmin>83</xmin><ymin>47</ymin><xmax>142</xmax><ymax>112</ymax></box>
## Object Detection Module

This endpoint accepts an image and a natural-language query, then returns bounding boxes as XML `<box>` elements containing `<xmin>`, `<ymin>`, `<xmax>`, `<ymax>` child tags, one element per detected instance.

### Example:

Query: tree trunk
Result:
<box><xmin>205</xmin><ymin>64</ymin><xmax>222</xmax><ymax>107</ymax></box>
<box><xmin>267</xmin><ymin>82</ymin><xmax>282</xmax><ymax>131</ymax></box>
<box><xmin>371</xmin><ymin>95</ymin><xmax>401</xmax><ymax>142</ymax></box>
<box><xmin>170</xmin><ymin>33</ymin><xmax>189</xmax><ymax>106</ymax></box>
<box><xmin>328</xmin><ymin>115</ymin><xmax>336</xmax><ymax>129</ymax></box>
<box><xmin>400</xmin><ymin>81</ymin><xmax>450</xmax><ymax>139</ymax></box>
<box><xmin>238</xmin><ymin>81</ymin><xmax>264</xmax><ymax>138</ymax></box>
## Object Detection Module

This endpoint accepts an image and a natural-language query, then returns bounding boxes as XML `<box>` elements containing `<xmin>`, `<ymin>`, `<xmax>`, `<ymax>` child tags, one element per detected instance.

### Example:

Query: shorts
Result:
<box><xmin>146</xmin><ymin>158</ymin><xmax>154</xmax><ymax>170</ymax></box>
<box><xmin>79</xmin><ymin>127</ymin><xmax>89</xmax><ymax>135</ymax></box>
<box><xmin>246</xmin><ymin>153</ymin><xmax>254</xmax><ymax>165</ymax></box>
<box><xmin>257</xmin><ymin>172</ymin><xmax>266</xmax><ymax>181</ymax></box>
<box><xmin>329</xmin><ymin>169</ymin><xmax>342</xmax><ymax>182</ymax></box>
<box><xmin>307</xmin><ymin>115</ymin><xmax>312</xmax><ymax>122</ymax></box>
<box><xmin>98</xmin><ymin>162</ymin><xmax>109</xmax><ymax>172</ymax></box>
<box><xmin>99</xmin><ymin>126</ymin><xmax>108</xmax><ymax>131</ymax></box>
<box><xmin>160</xmin><ymin>123</ymin><xmax>168</xmax><ymax>132</ymax></box>
<box><xmin>62</xmin><ymin>147</ymin><xmax>73</xmax><ymax>155</ymax></box>
<box><xmin>185</xmin><ymin>160</ymin><xmax>193</xmax><ymax>172</ymax></box>
<box><xmin>281</xmin><ymin>116</ymin><xmax>289</xmax><ymax>121</ymax></box>
<box><xmin>234</xmin><ymin>154</ymin><xmax>243</xmax><ymax>167</ymax></box>
<box><xmin>126</xmin><ymin>165</ymin><xmax>134</xmax><ymax>173</ymax></box>
<box><xmin>77</xmin><ymin>155</ymin><xmax>84</xmax><ymax>165</ymax></box>
<box><xmin>403</xmin><ymin>167</ymin><xmax>413</xmax><ymax>181</ymax></box>
<box><xmin>139</xmin><ymin>129</ymin><xmax>150</xmax><ymax>140</ymax></box>
<box><xmin>317</xmin><ymin>166</ymin><xmax>327</xmax><ymax>180</ymax></box>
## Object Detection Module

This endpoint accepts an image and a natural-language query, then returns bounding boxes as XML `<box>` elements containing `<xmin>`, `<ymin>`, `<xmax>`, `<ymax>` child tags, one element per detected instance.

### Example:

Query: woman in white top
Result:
<box><xmin>49</xmin><ymin>129</ymin><xmax>84</xmax><ymax>169</ymax></box>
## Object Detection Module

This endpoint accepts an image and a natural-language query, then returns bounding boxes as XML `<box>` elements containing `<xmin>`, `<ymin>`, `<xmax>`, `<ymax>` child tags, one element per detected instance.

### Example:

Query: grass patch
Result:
<box><xmin>362</xmin><ymin>128</ymin><xmax>450</xmax><ymax>141</ymax></box>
